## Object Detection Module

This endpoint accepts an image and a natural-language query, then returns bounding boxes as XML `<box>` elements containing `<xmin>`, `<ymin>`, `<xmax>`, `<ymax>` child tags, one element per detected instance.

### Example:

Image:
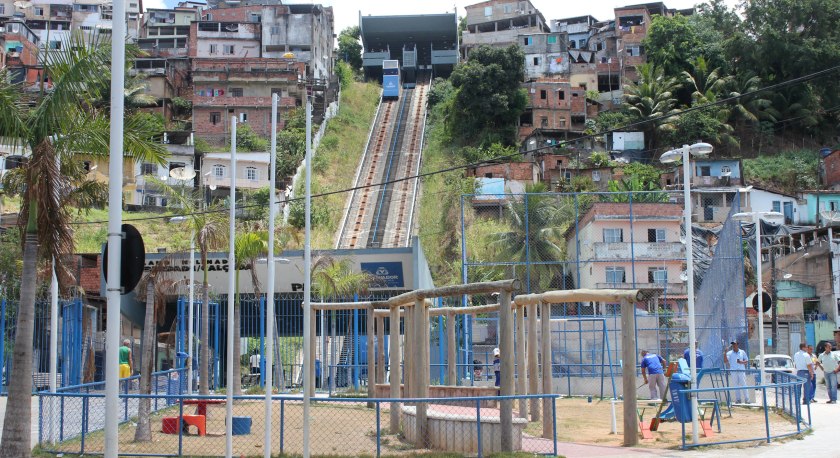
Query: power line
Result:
<box><xmin>70</xmin><ymin>63</ymin><xmax>840</xmax><ymax>226</ymax></box>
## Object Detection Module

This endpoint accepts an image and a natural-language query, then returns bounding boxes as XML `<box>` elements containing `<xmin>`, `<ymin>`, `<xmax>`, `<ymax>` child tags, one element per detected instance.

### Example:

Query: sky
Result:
<box><xmin>151</xmin><ymin>0</ymin><xmax>741</xmax><ymax>34</ymax></box>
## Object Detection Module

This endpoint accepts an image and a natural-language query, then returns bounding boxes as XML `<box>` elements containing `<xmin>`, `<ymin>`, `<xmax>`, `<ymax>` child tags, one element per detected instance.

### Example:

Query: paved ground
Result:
<box><xmin>0</xmin><ymin>396</ymin><xmax>40</xmax><ymax>449</ymax></box>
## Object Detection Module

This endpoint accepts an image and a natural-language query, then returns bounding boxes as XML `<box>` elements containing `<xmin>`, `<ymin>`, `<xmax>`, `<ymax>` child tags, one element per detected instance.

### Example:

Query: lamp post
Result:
<box><xmin>732</xmin><ymin>210</ymin><xmax>785</xmax><ymax>393</ymax></box>
<box><xmin>225</xmin><ymin>116</ymin><xmax>237</xmax><ymax>458</ymax></box>
<box><xmin>659</xmin><ymin>142</ymin><xmax>713</xmax><ymax>446</ymax></box>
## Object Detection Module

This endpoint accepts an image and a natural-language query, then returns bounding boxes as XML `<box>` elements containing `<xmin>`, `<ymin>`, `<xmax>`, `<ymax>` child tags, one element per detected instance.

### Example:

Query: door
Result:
<box><xmin>783</xmin><ymin>201</ymin><xmax>794</xmax><ymax>224</ymax></box>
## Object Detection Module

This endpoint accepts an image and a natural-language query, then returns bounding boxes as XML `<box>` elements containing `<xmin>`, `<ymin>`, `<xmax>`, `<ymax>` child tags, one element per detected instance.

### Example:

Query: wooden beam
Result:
<box><xmin>515</xmin><ymin>304</ymin><xmax>527</xmax><ymax>419</ymax></box>
<box><xmin>621</xmin><ymin>297</ymin><xmax>638</xmax><ymax>446</ymax></box>
<box><xmin>386</xmin><ymin>279</ymin><xmax>520</xmax><ymax>307</ymax></box>
<box><xmin>446</xmin><ymin>312</ymin><xmax>457</xmax><ymax>386</ymax></box>
<box><xmin>499</xmin><ymin>290</ymin><xmax>514</xmax><ymax>452</ymax></box>
<box><xmin>527</xmin><ymin>302</ymin><xmax>540</xmax><ymax>422</ymax></box>
<box><xmin>376</xmin><ymin>316</ymin><xmax>386</xmax><ymax>385</ymax></box>
<box><xmin>389</xmin><ymin>306</ymin><xmax>401</xmax><ymax>434</ymax></box>
<box><xmin>373</xmin><ymin>303</ymin><xmax>504</xmax><ymax>318</ymax></box>
<box><xmin>366</xmin><ymin>305</ymin><xmax>375</xmax><ymax>404</ymax></box>
<box><xmin>414</xmin><ymin>298</ymin><xmax>428</xmax><ymax>446</ymax></box>
<box><xmin>541</xmin><ymin>301</ymin><xmax>553</xmax><ymax>439</ymax></box>
<box><xmin>541</xmin><ymin>289</ymin><xmax>646</xmax><ymax>304</ymax></box>
<box><xmin>513</xmin><ymin>293</ymin><xmax>542</xmax><ymax>306</ymax></box>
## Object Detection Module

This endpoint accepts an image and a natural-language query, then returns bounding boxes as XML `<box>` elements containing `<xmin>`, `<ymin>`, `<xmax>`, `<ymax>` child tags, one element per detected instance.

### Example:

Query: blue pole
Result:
<box><xmin>214</xmin><ymin>301</ymin><xmax>220</xmax><ymax>389</ymax></box>
<box><xmin>60</xmin><ymin>395</ymin><xmax>65</xmax><ymax>441</ymax></box>
<box><xmin>552</xmin><ymin>396</ymin><xmax>558</xmax><ymax>456</ymax></box>
<box><xmin>178</xmin><ymin>395</ymin><xmax>184</xmax><ymax>455</ymax></box>
<box><xmin>376</xmin><ymin>401</ymin><xmax>381</xmax><ymax>458</ymax></box>
<box><xmin>604</xmin><ymin>319</ymin><xmax>617</xmax><ymax>400</ymax></box>
<box><xmin>354</xmin><ymin>296</ymin><xmax>360</xmax><ymax>391</ymax></box>
<box><xmin>280</xmin><ymin>399</ymin><xmax>285</xmax><ymax>454</ymax></box>
<box><xmin>0</xmin><ymin>299</ymin><xmax>5</xmax><ymax>393</ymax></box>
<box><xmin>438</xmin><ymin>300</ymin><xmax>444</xmax><ymax>384</ymax></box>
<box><xmin>763</xmin><ymin>387</ymin><xmax>770</xmax><ymax>443</ymax></box>
<box><xmin>476</xmin><ymin>399</ymin><xmax>483</xmax><ymax>458</ymax></box>
<box><xmin>81</xmin><ymin>396</ymin><xmax>87</xmax><ymax>454</ymax></box>
<box><xmin>38</xmin><ymin>392</ymin><xmax>43</xmax><ymax>445</ymax></box>
<box><xmin>260</xmin><ymin>296</ymin><xmax>265</xmax><ymax>388</ymax></box>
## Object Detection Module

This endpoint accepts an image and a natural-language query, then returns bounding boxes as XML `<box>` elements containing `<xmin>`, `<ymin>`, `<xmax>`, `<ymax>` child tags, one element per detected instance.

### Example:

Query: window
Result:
<box><xmin>79</xmin><ymin>25</ymin><xmax>93</xmax><ymax>31</ymax></box>
<box><xmin>223</xmin><ymin>45</ymin><xmax>235</xmax><ymax>55</ymax></box>
<box><xmin>230</xmin><ymin>88</ymin><xmax>243</xmax><ymax>97</ymax></box>
<box><xmin>540</xmin><ymin>89</ymin><xmax>546</xmax><ymax>100</ymax></box>
<box><xmin>592</xmin><ymin>170</ymin><xmax>601</xmax><ymax>181</ymax></box>
<box><xmin>540</xmin><ymin>117</ymin><xmax>548</xmax><ymax>127</ymax></box>
<box><xmin>212</xmin><ymin>164</ymin><xmax>226</xmax><ymax>178</ymax></box>
<box><xmin>209</xmin><ymin>44</ymin><xmax>218</xmax><ymax>54</ymax></box>
<box><xmin>484</xmin><ymin>173</ymin><xmax>493</xmax><ymax>178</ymax></box>
<box><xmin>603</xmin><ymin>228</ymin><xmax>623</xmax><ymax>243</ymax></box>
<box><xmin>270</xmin><ymin>26</ymin><xmax>282</xmax><ymax>35</ymax></box>
<box><xmin>249</xmin><ymin>13</ymin><xmax>261</xmax><ymax>22</ymax></box>
<box><xmin>605</xmin><ymin>267</ymin><xmax>625</xmax><ymax>284</ymax></box>
<box><xmin>558</xmin><ymin>91</ymin><xmax>565</xmax><ymax>100</ymax></box>
<box><xmin>239</xmin><ymin>112</ymin><xmax>248</xmax><ymax>123</ymax></box>
<box><xmin>772</xmin><ymin>201</ymin><xmax>781</xmax><ymax>213</ymax></box>
<box><xmin>721</xmin><ymin>165</ymin><xmax>731</xmax><ymax>174</ymax></box>
<box><xmin>503</xmin><ymin>4</ymin><xmax>513</xmax><ymax>13</ymax></box>
<box><xmin>246</xmin><ymin>167</ymin><xmax>258</xmax><ymax>181</ymax></box>
<box><xmin>141</xmin><ymin>163</ymin><xmax>156</xmax><ymax>175</ymax></box>
<box><xmin>832</xmin><ymin>202</ymin><xmax>838</xmax><ymax>212</ymax></box>
<box><xmin>144</xmin><ymin>194</ymin><xmax>157</xmax><ymax>206</ymax></box>
<box><xmin>648</xmin><ymin>268</ymin><xmax>667</xmax><ymax>285</ymax></box>
<box><xmin>523</xmin><ymin>37</ymin><xmax>533</xmax><ymax>46</ymax></box>
<box><xmin>569</xmin><ymin>40</ymin><xmax>576</xmax><ymax>48</ymax></box>
<box><xmin>210</xmin><ymin>112</ymin><xmax>221</xmax><ymax>125</ymax></box>
<box><xmin>130</xmin><ymin>3</ymin><xmax>138</xmax><ymax>7</ymax></box>
<box><xmin>34</xmin><ymin>6</ymin><xmax>44</xmax><ymax>15</ymax></box>
<box><xmin>0</xmin><ymin>4</ymin><xmax>5</xmax><ymax>14</ymax></box>
<box><xmin>83</xmin><ymin>161</ymin><xmax>92</xmax><ymax>172</ymax></box>
<box><xmin>547</xmin><ymin>35</ymin><xmax>557</xmax><ymax>44</ymax></box>
<box><xmin>647</xmin><ymin>228</ymin><xmax>666</xmax><ymax>243</ymax></box>
<box><xmin>533</xmin><ymin>56</ymin><xmax>539</xmax><ymax>66</ymax></box>
<box><xmin>699</xmin><ymin>166</ymin><xmax>711</xmax><ymax>177</ymax></box>
<box><xmin>484</xmin><ymin>6</ymin><xmax>493</xmax><ymax>16</ymax></box>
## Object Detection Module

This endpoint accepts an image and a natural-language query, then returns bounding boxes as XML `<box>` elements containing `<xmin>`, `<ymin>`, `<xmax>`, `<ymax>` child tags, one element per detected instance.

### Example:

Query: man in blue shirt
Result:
<box><xmin>640</xmin><ymin>350</ymin><xmax>667</xmax><ymax>400</ymax></box>
<box><xmin>684</xmin><ymin>341</ymin><xmax>704</xmax><ymax>369</ymax></box>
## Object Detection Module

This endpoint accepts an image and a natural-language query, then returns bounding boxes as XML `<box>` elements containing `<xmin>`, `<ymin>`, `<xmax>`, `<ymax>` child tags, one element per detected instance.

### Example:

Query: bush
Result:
<box><xmin>336</xmin><ymin>60</ymin><xmax>355</xmax><ymax>90</ymax></box>
<box><xmin>235</xmin><ymin>124</ymin><xmax>269</xmax><ymax>152</ymax></box>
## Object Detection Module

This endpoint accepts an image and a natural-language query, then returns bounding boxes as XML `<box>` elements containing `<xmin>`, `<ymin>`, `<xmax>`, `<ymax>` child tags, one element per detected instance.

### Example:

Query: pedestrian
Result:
<box><xmin>808</xmin><ymin>345</ymin><xmax>819</xmax><ymax>402</ymax></box>
<box><xmin>684</xmin><ymin>340</ymin><xmax>704</xmax><ymax>369</ymax></box>
<box><xmin>725</xmin><ymin>341</ymin><xmax>749</xmax><ymax>403</ymax></box>
<box><xmin>818</xmin><ymin>342</ymin><xmax>840</xmax><ymax>404</ymax></box>
<box><xmin>639</xmin><ymin>350</ymin><xmax>667</xmax><ymax>400</ymax></box>
<box><xmin>119</xmin><ymin>339</ymin><xmax>133</xmax><ymax>390</ymax></box>
<box><xmin>249</xmin><ymin>349</ymin><xmax>261</xmax><ymax>375</ymax></box>
<box><xmin>473</xmin><ymin>359</ymin><xmax>483</xmax><ymax>381</ymax></box>
<box><xmin>493</xmin><ymin>348</ymin><xmax>501</xmax><ymax>393</ymax></box>
<box><xmin>315</xmin><ymin>358</ymin><xmax>322</xmax><ymax>388</ymax></box>
<box><xmin>794</xmin><ymin>343</ymin><xmax>815</xmax><ymax>404</ymax></box>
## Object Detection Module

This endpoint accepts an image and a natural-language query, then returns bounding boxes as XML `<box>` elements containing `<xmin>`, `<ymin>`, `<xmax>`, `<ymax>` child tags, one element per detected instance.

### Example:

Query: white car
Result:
<box><xmin>752</xmin><ymin>354</ymin><xmax>794</xmax><ymax>382</ymax></box>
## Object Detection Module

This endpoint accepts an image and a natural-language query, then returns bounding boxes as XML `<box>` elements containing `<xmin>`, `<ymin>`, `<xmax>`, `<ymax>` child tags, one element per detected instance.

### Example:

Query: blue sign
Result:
<box><xmin>361</xmin><ymin>262</ymin><xmax>404</xmax><ymax>288</ymax></box>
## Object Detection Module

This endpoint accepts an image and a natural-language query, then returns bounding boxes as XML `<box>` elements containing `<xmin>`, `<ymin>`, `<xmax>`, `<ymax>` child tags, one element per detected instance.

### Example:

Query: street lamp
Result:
<box><xmin>782</xmin><ymin>252</ymin><xmax>809</xmax><ymax>279</ymax></box>
<box><xmin>732</xmin><ymin>210</ymin><xmax>785</xmax><ymax>393</ymax></box>
<box><xmin>659</xmin><ymin>142</ymin><xmax>713</xmax><ymax>445</ymax></box>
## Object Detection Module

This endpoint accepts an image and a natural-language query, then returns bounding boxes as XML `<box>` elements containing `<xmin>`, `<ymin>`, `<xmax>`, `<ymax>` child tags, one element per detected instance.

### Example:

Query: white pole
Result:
<box><xmin>303</xmin><ymin>97</ymin><xmax>313</xmax><ymax>458</ymax></box>
<box><xmin>682</xmin><ymin>147</ymin><xmax>699</xmax><ymax>444</ymax></box>
<box><xmin>104</xmin><ymin>0</ymin><xmax>126</xmax><ymax>453</ymax></box>
<box><xmin>49</xmin><ymin>262</ymin><xmax>58</xmax><ymax>444</ymax></box>
<box><xmin>188</xmin><ymin>232</ymin><xmax>195</xmax><ymax>394</ymax></box>
<box><xmin>225</xmin><ymin>116</ymin><xmax>237</xmax><ymax>458</ymax></box>
<box><xmin>264</xmin><ymin>93</ymin><xmax>279</xmax><ymax>458</ymax></box>
<box><xmin>755</xmin><ymin>214</ymin><xmax>766</xmax><ymax>389</ymax></box>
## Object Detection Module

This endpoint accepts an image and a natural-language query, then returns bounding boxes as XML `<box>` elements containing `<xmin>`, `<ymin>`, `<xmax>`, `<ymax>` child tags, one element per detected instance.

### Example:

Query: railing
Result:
<box><xmin>37</xmin><ymin>392</ymin><xmax>560</xmax><ymax>457</ymax></box>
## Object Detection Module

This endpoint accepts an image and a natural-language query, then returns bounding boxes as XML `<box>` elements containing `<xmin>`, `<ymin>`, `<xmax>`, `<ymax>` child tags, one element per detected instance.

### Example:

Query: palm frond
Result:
<box><xmin>0</xmin><ymin>69</ymin><xmax>28</xmax><ymax>142</ymax></box>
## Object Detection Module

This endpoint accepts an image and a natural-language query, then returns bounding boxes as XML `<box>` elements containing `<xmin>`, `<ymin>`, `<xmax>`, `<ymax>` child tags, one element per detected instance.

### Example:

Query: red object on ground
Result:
<box><xmin>181</xmin><ymin>398</ymin><xmax>226</xmax><ymax>416</ymax></box>
<box><xmin>161</xmin><ymin>415</ymin><xmax>207</xmax><ymax>436</ymax></box>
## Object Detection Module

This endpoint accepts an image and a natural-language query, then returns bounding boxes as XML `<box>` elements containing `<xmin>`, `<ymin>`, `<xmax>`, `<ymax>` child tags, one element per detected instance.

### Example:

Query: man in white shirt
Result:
<box><xmin>818</xmin><ymin>342</ymin><xmax>839</xmax><ymax>404</ymax></box>
<box><xmin>725</xmin><ymin>341</ymin><xmax>749</xmax><ymax>403</ymax></box>
<box><xmin>794</xmin><ymin>343</ymin><xmax>815</xmax><ymax>404</ymax></box>
<box><xmin>249</xmin><ymin>350</ymin><xmax>261</xmax><ymax>375</ymax></box>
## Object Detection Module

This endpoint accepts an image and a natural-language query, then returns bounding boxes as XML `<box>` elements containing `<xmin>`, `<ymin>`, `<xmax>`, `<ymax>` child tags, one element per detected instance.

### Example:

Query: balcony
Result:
<box><xmin>591</xmin><ymin>242</ymin><xmax>684</xmax><ymax>260</ymax></box>
<box><xmin>596</xmin><ymin>282</ymin><xmax>686</xmax><ymax>295</ymax></box>
<box><xmin>192</xmin><ymin>95</ymin><xmax>297</xmax><ymax>108</ymax></box>
<box><xmin>691</xmin><ymin>175</ymin><xmax>741</xmax><ymax>187</ymax></box>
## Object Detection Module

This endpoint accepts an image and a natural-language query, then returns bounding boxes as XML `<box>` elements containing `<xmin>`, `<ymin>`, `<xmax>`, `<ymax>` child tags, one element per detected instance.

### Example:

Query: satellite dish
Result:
<box><xmin>680</xmin><ymin>271</ymin><xmax>688</xmax><ymax>282</ymax></box>
<box><xmin>820</xmin><ymin>210</ymin><xmax>840</xmax><ymax>224</ymax></box>
<box><xmin>169</xmin><ymin>166</ymin><xmax>196</xmax><ymax>181</ymax></box>
<box><xmin>209</xmin><ymin>184</ymin><xmax>217</xmax><ymax>191</ymax></box>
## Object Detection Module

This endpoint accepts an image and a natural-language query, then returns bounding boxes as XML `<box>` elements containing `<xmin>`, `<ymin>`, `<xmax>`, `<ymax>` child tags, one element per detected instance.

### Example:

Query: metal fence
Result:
<box><xmin>36</xmin><ymin>392</ymin><xmax>560</xmax><ymax>457</ymax></box>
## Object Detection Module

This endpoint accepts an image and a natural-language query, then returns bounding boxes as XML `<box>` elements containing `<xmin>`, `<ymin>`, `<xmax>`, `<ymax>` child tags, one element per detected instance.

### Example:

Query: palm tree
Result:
<box><xmin>232</xmin><ymin>229</ymin><xmax>269</xmax><ymax>395</ymax></box>
<box><xmin>725</xmin><ymin>71</ymin><xmax>778</xmax><ymax>127</ymax></box>
<box><xmin>0</xmin><ymin>37</ymin><xmax>167</xmax><ymax>457</ymax></box>
<box><xmin>490</xmin><ymin>182</ymin><xmax>572</xmax><ymax>293</ymax></box>
<box><xmin>155</xmin><ymin>181</ymin><xmax>228</xmax><ymax>395</ymax></box>
<box><xmin>134</xmin><ymin>264</ymin><xmax>176</xmax><ymax>442</ymax></box>
<box><xmin>682</xmin><ymin>56</ymin><xmax>730</xmax><ymax>106</ymax></box>
<box><xmin>623</xmin><ymin>63</ymin><xmax>680</xmax><ymax>150</ymax></box>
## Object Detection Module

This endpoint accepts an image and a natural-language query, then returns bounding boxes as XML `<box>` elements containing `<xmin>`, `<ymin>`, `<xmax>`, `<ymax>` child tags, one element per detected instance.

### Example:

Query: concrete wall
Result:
<box><xmin>750</xmin><ymin>188</ymin><xmax>799</xmax><ymax>224</ymax></box>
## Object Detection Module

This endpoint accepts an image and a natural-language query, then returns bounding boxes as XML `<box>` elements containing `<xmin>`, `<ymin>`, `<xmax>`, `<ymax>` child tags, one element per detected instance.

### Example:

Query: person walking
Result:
<box><xmin>684</xmin><ymin>340</ymin><xmax>704</xmax><ymax>369</ymax></box>
<box><xmin>794</xmin><ymin>343</ymin><xmax>815</xmax><ymax>404</ymax></box>
<box><xmin>640</xmin><ymin>350</ymin><xmax>667</xmax><ymax>400</ymax></box>
<box><xmin>808</xmin><ymin>345</ymin><xmax>819</xmax><ymax>402</ymax></box>
<box><xmin>492</xmin><ymin>348</ymin><xmax>501</xmax><ymax>391</ymax></box>
<box><xmin>119</xmin><ymin>339</ymin><xmax>133</xmax><ymax>391</ymax></box>
<box><xmin>818</xmin><ymin>342</ymin><xmax>840</xmax><ymax>404</ymax></box>
<box><xmin>249</xmin><ymin>349</ymin><xmax>261</xmax><ymax>375</ymax></box>
<box><xmin>725</xmin><ymin>341</ymin><xmax>749</xmax><ymax>403</ymax></box>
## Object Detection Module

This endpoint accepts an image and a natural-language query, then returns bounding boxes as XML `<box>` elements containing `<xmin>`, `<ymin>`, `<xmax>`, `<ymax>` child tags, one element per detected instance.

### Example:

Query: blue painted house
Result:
<box><xmin>799</xmin><ymin>191</ymin><xmax>840</xmax><ymax>225</ymax></box>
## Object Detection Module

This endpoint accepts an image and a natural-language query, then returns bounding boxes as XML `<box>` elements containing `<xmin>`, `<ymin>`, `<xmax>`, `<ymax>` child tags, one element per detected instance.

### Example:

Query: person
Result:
<box><xmin>640</xmin><ymin>350</ymin><xmax>667</xmax><ymax>400</ymax></box>
<box><xmin>315</xmin><ymin>358</ymin><xmax>322</xmax><ymax>388</ymax></box>
<box><xmin>493</xmin><ymin>348</ymin><xmax>501</xmax><ymax>392</ymax></box>
<box><xmin>119</xmin><ymin>339</ymin><xmax>133</xmax><ymax>390</ymax></box>
<box><xmin>683</xmin><ymin>341</ymin><xmax>704</xmax><ymax>369</ymax></box>
<box><xmin>249</xmin><ymin>349</ymin><xmax>261</xmax><ymax>375</ymax></box>
<box><xmin>818</xmin><ymin>342</ymin><xmax>840</xmax><ymax>404</ymax></box>
<box><xmin>473</xmin><ymin>359</ymin><xmax>483</xmax><ymax>381</ymax></box>
<box><xmin>808</xmin><ymin>345</ymin><xmax>819</xmax><ymax>402</ymax></box>
<box><xmin>725</xmin><ymin>341</ymin><xmax>749</xmax><ymax>403</ymax></box>
<box><xmin>794</xmin><ymin>343</ymin><xmax>815</xmax><ymax>404</ymax></box>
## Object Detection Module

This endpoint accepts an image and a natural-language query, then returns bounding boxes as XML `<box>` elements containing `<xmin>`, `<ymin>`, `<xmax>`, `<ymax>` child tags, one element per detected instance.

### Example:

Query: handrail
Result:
<box><xmin>51</xmin><ymin>367</ymin><xmax>186</xmax><ymax>393</ymax></box>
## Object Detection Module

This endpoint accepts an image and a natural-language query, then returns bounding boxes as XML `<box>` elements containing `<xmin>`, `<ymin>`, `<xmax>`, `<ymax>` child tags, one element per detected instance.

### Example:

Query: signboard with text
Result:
<box><xmin>361</xmin><ymin>262</ymin><xmax>405</xmax><ymax>288</ymax></box>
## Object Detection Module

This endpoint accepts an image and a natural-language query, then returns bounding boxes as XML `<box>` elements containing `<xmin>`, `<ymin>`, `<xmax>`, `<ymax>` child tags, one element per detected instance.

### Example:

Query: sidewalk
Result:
<box><xmin>0</xmin><ymin>395</ymin><xmax>40</xmax><ymax>449</ymax></box>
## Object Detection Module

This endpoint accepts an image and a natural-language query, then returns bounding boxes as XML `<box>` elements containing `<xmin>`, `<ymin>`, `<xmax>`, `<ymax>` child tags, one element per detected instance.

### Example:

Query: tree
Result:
<box><xmin>490</xmin><ymin>182</ymin><xmax>572</xmax><ymax>293</ymax></box>
<box><xmin>622</xmin><ymin>64</ymin><xmax>679</xmax><ymax>150</ymax></box>
<box><xmin>620</xmin><ymin>162</ymin><xmax>662</xmax><ymax>188</ymax></box>
<box><xmin>643</xmin><ymin>14</ymin><xmax>705</xmax><ymax>79</ymax></box>
<box><xmin>664</xmin><ymin>109</ymin><xmax>737</xmax><ymax>149</ymax></box>
<box><xmin>337</xmin><ymin>26</ymin><xmax>362</xmax><ymax>70</ymax></box>
<box><xmin>449</xmin><ymin>45</ymin><xmax>528</xmax><ymax>146</ymax></box>
<box><xmin>606</xmin><ymin>176</ymin><xmax>669</xmax><ymax>203</ymax></box>
<box><xmin>682</xmin><ymin>56</ymin><xmax>729</xmax><ymax>106</ymax></box>
<box><xmin>0</xmin><ymin>37</ymin><xmax>168</xmax><ymax>458</ymax></box>
<box><xmin>231</xmin><ymin>229</ymin><xmax>269</xmax><ymax>395</ymax></box>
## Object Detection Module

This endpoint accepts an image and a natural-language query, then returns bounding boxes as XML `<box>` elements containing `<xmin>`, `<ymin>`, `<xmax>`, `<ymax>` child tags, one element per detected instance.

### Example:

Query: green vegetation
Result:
<box><xmin>337</xmin><ymin>26</ymin><xmax>362</xmax><ymax>71</ymax></box>
<box><xmin>73</xmin><ymin>208</ymin><xmax>192</xmax><ymax>253</ymax></box>
<box><xmin>743</xmin><ymin>150</ymin><xmax>821</xmax><ymax>193</ymax></box>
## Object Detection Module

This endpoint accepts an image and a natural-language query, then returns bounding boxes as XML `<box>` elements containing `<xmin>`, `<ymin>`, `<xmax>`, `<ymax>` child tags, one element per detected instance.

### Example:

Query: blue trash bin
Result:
<box><xmin>669</xmin><ymin>373</ymin><xmax>692</xmax><ymax>423</ymax></box>
<box><xmin>231</xmin><ymin>416</ymin><xmax>252</xmax><ymax>435</ymax></box>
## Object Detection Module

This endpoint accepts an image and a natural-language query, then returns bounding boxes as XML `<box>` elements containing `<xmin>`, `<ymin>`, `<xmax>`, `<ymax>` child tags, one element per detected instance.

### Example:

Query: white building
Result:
<box><xmin>201</xmin><ymin>151</ymin><xmax>271</xmax><ymax>191</ymax></box>
<box><xmin>750</xmin><ymin>186</ymin><xmax>799</xmax><ymax>225</ymax></box>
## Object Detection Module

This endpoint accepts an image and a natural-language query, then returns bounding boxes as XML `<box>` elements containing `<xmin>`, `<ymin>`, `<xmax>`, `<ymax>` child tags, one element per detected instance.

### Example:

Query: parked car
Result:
<box><xmin>752</xmin><ymin>354</ymin><xmax>794</xmax><ymax>383</ymax></box>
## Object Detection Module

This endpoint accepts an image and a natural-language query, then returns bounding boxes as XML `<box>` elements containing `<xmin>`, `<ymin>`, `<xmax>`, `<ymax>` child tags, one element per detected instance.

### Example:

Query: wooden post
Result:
<box><xmin>527</xmin><ymin>302</ymin><xmax>540</xmax><ymax>421</ymax></box>
<box><xmin>515</xmin><ymin>304</ymin><xmax>528</xmax><ymax>419</ymax></box>
<box><xmin>621</xmin><ymin>298</ymin><xmax>638</xmax><ymax>446</ymax></box>
<box><xmin>414</xmin><ymin>298</ymin><xmax>428</xmax><ymax>446</ymax></box>
<box><xmin>376</xmin><ymin>316</ymin><xmax>386</xmax><ymax>385</ymax></box>
<box><xmin>446</xmin><ymin>312</ymin><xmax>457</xmax><ymax>385</ymax></box>
<box><xmin>404</xmin><ymin>304</ymin><xmax>413</xmax><ymax>400</ymax></box>
<box><xmin>541</xmin><ymin>301</ymin><xmax>552</xmax><ymax>439</ymax></box>
<box><xmin>389</xmin><ymin>306</ymin><xmax>401</xmax><ymax>434</ymax></box>
<box><xmin>366</xmin><ymin>305</ymin><xmax>375</xmax><ymax>404</ymax></box>
<box><xmin>310</xmin><ymin>308</ymin><xmax>317</xmax><ymax>396</ymax></box>
<box><xmin>499</xmin><ymin>290</ymin><xmax>514</xmax><ymax>452</ymax></box>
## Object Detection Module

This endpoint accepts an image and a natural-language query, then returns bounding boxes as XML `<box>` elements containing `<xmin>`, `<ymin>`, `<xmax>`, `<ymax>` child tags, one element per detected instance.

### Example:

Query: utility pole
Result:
<box><xmin>770</xmin><ymin>245</ymin><xmax>778</xmax><ymax>353</ymax></box>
